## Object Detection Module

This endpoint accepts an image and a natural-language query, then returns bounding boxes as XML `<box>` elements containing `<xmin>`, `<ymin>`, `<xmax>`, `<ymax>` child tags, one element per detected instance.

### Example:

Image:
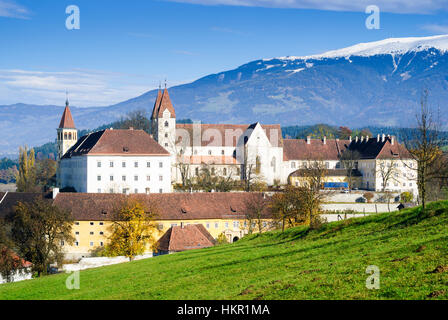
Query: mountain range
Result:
<box><xmin>1</xmin><ymin>34</ymin><xmax>448</xmax><ymax>157</ymax></box>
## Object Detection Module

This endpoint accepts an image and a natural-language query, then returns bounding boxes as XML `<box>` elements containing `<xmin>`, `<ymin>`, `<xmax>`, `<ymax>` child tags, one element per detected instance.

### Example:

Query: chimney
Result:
<box><xmin>150</xmin><ymin>134</ymin><xmax>154</xmax><ymax>139</ymax></box>
<box><xmin>382</xmin><ymin>134</ymin><xmax>385</xmax><ymax>142</ymax></box>
<box><xmin>52</xmin><ymin>187</ymin><xmax>59</xmax><ymax>199</ymax></box>
<box><xmin>306</xmin><ymin>136</ymin><xmax>311</xmax><ymax>145</ymax></box>
<box><xmin>323</xmin><ymin>136</ymin><xmax>327</xmax><ymax>145</ymax></box>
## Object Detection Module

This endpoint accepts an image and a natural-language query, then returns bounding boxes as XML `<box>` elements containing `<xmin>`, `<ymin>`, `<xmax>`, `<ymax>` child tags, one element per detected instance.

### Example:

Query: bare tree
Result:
<box><xmin>339</xmin><ymin>149</ymin><xmax>361</xmax><ymax>191</ymax></box>
<box><xmin>401</xmin><ymin>90</ymin><xmax>444</xmax><ymax>211</ymax></box>
<box><xmin>244</xmin><ymin>193</ymin><xmax>270</xmax><ymax>234</ymax></box>
<box><xmin>376</xmin><ymin>159</ymin><xmax>399</xmax><ymax>192</ymax></box>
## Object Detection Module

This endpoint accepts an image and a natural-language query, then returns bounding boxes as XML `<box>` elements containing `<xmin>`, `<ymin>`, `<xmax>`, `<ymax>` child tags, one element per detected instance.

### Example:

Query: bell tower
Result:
<box><xmin>57</xmin><ymin>97</ymin><xmax>78</xmax><ymax>160</ymax></box>
<box><xmin>150</xmin><ymin>83</ymin><xmax>176</xmax><ymax>153</ymax></box>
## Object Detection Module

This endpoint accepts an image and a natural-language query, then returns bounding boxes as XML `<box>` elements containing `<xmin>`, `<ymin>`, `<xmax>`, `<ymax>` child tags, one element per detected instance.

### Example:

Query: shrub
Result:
<box><xmin>216</xmin><ymin>233</ymin><xmax>229</xmax><ymax>245</ymax></box>
<box><xmin>400</xmin><ymin>191</ymin><xmax>413</xmax><ymax>203</ymax></box>
<box><xmin>363</xmin><ymin>192</ymin><xmax>374</xmax><ymax>203</ymax></box>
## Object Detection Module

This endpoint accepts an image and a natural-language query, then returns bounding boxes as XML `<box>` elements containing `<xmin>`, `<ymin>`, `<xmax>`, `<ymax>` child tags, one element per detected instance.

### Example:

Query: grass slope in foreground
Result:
<box><xmin>1</xmin><ymin>201</ymin><xmax>448</xmax><ymax>300</ymax></box>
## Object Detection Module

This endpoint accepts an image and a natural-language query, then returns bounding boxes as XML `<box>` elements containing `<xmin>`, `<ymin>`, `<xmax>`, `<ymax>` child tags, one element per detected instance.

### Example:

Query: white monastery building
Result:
<box><xmin>57</xmin><ymin>102</ymin><xmax>172</xmax><ymax>194</ymax></box>
<box><xmin>56</xmin><ymin>87</ymin><xmax>418</xmax><ymax>197</ymax></box>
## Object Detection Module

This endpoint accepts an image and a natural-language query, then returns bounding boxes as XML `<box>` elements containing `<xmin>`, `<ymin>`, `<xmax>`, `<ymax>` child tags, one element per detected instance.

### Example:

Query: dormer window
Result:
<box><xmin>123</xmin><ymin>147</ymin><xmax>129</xmax><ymax>152</ymax></box>
<box><xmin>230</xmin><ymin>206</ymin><xmax>237</xmax><ymax>213</ymax></box>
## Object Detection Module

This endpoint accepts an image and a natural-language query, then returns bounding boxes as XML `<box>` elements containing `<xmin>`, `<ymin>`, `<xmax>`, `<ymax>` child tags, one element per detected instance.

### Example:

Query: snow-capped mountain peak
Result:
<box><xmin>276</xmin><ymin>34</ymin><xmax>448</xmax><ymax>61</ymax></box>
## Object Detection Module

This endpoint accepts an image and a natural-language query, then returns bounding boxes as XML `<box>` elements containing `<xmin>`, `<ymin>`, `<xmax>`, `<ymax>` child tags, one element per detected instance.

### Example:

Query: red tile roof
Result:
<box><xmin>0</xmin><ymin>248</ymin><xmax>32</xmax><ymax>269</ymax></box>
<box><xmin>283</xmin><ymin>138</ymin><xmax>349</xmax><ymax>161</ymax></box>
<box><xmin>156</xmin><ymin>224</ymin><xmax>216</xmax><ymax>252</ymax></box>
<box><xmin>58</xmin><ymin>105</ymin><xmax>76</xmax><ymax>129</ymax></box>
<box><xmin>62</xmin><ymin>129</ymin><xmax>170</xmax><ymax>159</ymax></box>
<box><xmin>53</xmin><ymin>192</ymin><xmax>273</xmax><ymax>221</ymax></box>
<box><xmin>151</xmin><ymin>88</ymin><xmax>176</xmax><ymax>119</ymax></box>
<box><xmin>176</xmin><ymin>123</ymin><xmax>283</xmax><ymax>148</ymax></box>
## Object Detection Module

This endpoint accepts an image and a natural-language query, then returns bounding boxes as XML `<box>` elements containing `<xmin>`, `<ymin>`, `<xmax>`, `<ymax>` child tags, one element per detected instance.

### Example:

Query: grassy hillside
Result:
<box><xmin>1</xmin><ymin>202</ymin><xmax>448</xmax><ymax>300</ymax></box>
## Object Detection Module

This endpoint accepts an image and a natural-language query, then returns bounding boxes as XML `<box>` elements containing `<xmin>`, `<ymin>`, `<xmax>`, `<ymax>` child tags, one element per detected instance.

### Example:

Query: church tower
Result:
<box><xmin>150</xmin><ymin>85</ymin><xmax>176</xmax><ymax>153</ymax></box>
<box><xmin>57</xmin><ymin>98</ymin><xmax>78</xmax><ymax>160</ymax></box>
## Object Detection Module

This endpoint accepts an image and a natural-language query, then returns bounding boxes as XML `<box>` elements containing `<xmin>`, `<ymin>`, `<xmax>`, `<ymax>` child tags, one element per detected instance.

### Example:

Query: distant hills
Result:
<box><xmin>1</xmin><ymin>34</ymin><xmax>448</xmax><ymax>156</ymax></box>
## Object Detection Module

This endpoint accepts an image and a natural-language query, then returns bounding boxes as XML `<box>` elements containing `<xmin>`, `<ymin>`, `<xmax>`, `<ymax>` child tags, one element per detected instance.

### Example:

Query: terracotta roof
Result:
<box><xmin>58</xmin><ymin>105</ymin><xmax>76</xmax><ymax>129</ymax></box>
<box><xmin>151</xmin><ymin>89</ymin><xmax>163</xmax><ymax>120</ymax></box>
<box><xmin>62</xmin><ymin>129</ymin><xmax>170</xmax><ymax>159</ymax></box>
<box><xmin>151</xmin><ymin>88</ymin><xmax>176</xmax><ymax>119</ymax></box>
<box><xmin>0</xmin><ymin>192</ymin><xmax>51</xmax><ymax>220</ymax></box>
<box><xmin>176</xmin><ymin>123</ymin><xmax>283</xmax><ymax>148</ymax></box>
<box><xmin>53</xmin><ymin>192</ymin><xmax>273</xmax><ymax>221</ymax></box>
<box><xmin>0</xmin><ymin>248</ymin><xmax>32</xmax><ymax>269</ymax></box>
<box><xmin>283</xmin><ymin>138</ymin><xmax>349</xmax><ymax>161</ymax></box>
<box><xmin>156</xmin><ymin>224</ymin><xmax>216</xmax><ymax>252</ymax></box>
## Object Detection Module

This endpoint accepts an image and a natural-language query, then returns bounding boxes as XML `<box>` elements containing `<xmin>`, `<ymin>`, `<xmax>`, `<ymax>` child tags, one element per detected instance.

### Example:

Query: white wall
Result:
<box><xmin>0</xmin><ymin>268</ymin><xmax>33</xmax><ymax>284</ymax></box>
<box><xmin>86</xmin><ymin>155</ymin><xmax>172</xmax><ymax>194</ymax></box>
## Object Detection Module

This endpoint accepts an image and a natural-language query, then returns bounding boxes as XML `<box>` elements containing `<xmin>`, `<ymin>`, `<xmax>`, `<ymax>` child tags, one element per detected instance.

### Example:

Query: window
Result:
<box><xmin>97</xmin><ymin>161</ymin><xmax>101</xmax><ymax>168</ymax></box>
<box><xmin>263</xmin><ymin>222</ymin><xmax>267</xmax><ymax>228</ymax></box>
<box><xmin>159</xmin><ymin>162</ymin><xmax>163</xmax><ymax>168</ymax></box>
<box><xmin>145</xmin><ymin>188</ymin><xmax>150</xmax><ymax>194</ymax></box>
<box><xmin>97</xmin><ymin>175</ymin><xmax>101</xmax><ymax>181</ymax></box>
<box><xmin>75</xmin><ymin>242</ymin><xmax>79</xmax><ymax>247</ymax></box>
<box><xmin>99</xmin><ymin>222</ymin><xmax>104</xmax><ymax>226</ymax></box>
<box><xmin>233</xmin><ymin>221</ymin><xmax>239</xmax><ymax>228</ymax></box>
<box><xmin>100</xmin><ymin>242</ymin><xmax>104</xmax><ymax>247</ymax></box>
<box><xmin>165</xmin><ymin>121</ymin><xmax>169</xmax><ymax>127</ymax></box>
<box><xmin>90</xmin><ymin>242</ymin><xmax>94</xmax><ymax>247</ymax></box>
<box><xmin>110</xmin><ymin>175</ymin><xmax>114</xmax><ymax>182</ymax></box>
<box><xmin>165</xmin><ymin>143</ymin><xmax>168</xmax><ymax>147</ymax></box>
<box><xmin>90</xmin><ymin>222</ymin><xmax>94</xmax><ymax>226</ymax></box>
<box><xmin>223</xmin><ymin>168</ymin><xmax>227</xmax><ymax>176</ymax></box>
<box><xmin>110</xmin><ymin>161</ymin><xmax>114</xmax><ymax>168</ymax></box>
<box><xmin>147</xmin><ymin>161</ymin><xmax>151</xmax><ymax>168</ymax></box>
<box><xmin>146</xmin><ymin>175</ymin><xmax>150</xmax><ymax>181</ymax></box>
<box><xmin>159</xmin><ymin>189</ymin><xmax>163</xmax><ymax>193</ymax></box>
<box><xmin>165</xmin><ymin>133</ymin><xmax>168</xmax><ymax>138</ymax></box>
<box><xmin>211</xmin><ymin>168</ymin><xmax>215</xmax><ymax>175</ymax></box>
<box><xmin>195</xmin><ymin>168</ymin><xmax>199</xmax><ymax>176</ymax></box>
<box><xmin>122</xmin><ymin>176</ymin><xmax>126</xmax><ymax>182</ymax></box>
<box><xmin>159</xmin><ymin>175</ymin><xmax>163</xmax><ymax>181</ymax></box>
<box><xmin>208</xmin><ymin>150</ymin><xmax>212</xmax><ymax>155</ymax></box>
<box><xmin>134</xmin><ymin>188</ymin><xmax>138</xmax><ymax>194</ymax></box>
<box><xmin>109</xmin><ymin>188</ymin><xmax>114</xmax><ymax>193</ymax></box>
<box><xmin>134</xmin><ymin>162</ymin><xmax>139</xmax><ymax>168</ymax></box>
<box><xmin>157</xmin><ymin>224</ymin><xmax>164</xmax><ymax>230</ymax></box>
<box><xmin>100</xmin><ymin>232</ymin><xmax>104</xmax><ymax>236</ymax></box>
<box><xmin>75</xmin><ymin>222</ymin><xmax>80</xmax><ymax>225</ymax></box>
<box><xmin>225</xmin><ymin>222</ymin><xmax>229</xmax><ymax>228</ymax></box>
<box><xmin>291</xmin><ymin>162</ymin><xmax>296</xmax><ymax>169</ymax></box>
<box><xmin>134</xmin><ymin>175</ymin><xmax>139</xmax><ymax>181</ymax></box>
<box><xmin>90</xmin><ymin>232</ymin><xmax>94</xmax><ymax>235</ymax></box>
<box><xmin>75</xmin><ymin>232</ymin><xmax>79</xmax><ymax>235</ymax></box>
<box><xmin>97</xmin><ymin>189</ymin><xmax>102</xmax><ymax>193</ymax></box>
<box><xmin>122</xmin><ymin>162</ymin><xmax>126</xmax><ymax>168</ymax></box>
<box><xmin>221</xmin><ymin>150</ymin><xmax>225</xmax><ymax>155</ymax></box>
<box><xmin>215</xmin><ymin>223</ymin><xmax>219</xmax><ymax>229</ymax></box>
<box><xmin>122</xmin><ymin>188</ymin><xmax>128</xmax><ymax>194</ymax></box>
<box><xmin>206</xmin><ymin>223</ymin><xmax>210</xmax><ymax>229</ymax></box>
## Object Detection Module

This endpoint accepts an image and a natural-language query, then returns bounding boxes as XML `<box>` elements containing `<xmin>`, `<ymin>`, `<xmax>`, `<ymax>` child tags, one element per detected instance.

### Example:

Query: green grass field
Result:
<box><xmin>1</xmin><ymin>201</ymin><xmax>448</xmax><ymax>300</ymax></box>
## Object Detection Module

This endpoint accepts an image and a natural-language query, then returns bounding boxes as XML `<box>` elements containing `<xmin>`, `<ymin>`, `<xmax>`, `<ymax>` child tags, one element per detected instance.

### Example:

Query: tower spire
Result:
<box><xmin>65</xmin><ymin>90</ymin><xmax>69</xmax><ymax>107</ymax></box>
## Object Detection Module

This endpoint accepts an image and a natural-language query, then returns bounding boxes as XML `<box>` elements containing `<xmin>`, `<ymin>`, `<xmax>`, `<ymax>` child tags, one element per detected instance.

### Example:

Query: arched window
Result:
<box><xmin>164</xmin><ymin>121</ymin><xmax>169</xmax><ymax>127</ymax></box>
<box><xmin>223</xmin><ymin>168</ymin><xmax>227</xmax><ymax>176</ymax></box>
<box><xmin>68</xmin><ymin>133</ymin><xmax>72</xmax><ymax>140</ymax></box>
<box><xmin>255</xmin><ymin>156</ymin><xmax>261</xmax><ymax>174</ymax></box>
<box><xmin>64</xmin><ymin>133</ymin><xmax>67</xmax><ymax>139</ymax></box>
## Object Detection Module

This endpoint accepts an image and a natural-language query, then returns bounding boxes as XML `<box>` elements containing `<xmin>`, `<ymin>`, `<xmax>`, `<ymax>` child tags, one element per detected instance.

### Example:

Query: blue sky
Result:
<box><xmin>0</xmin><ymin>0</ymin><xmax>448</xmax><ymax>107</ymax></box>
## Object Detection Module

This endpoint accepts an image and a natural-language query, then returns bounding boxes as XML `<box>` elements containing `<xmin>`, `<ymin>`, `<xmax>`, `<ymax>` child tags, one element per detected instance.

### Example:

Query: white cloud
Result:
<box><xmin>0</xmin><ymin>69</ymin><xmax>153</xmax><ymax>107</ymax></box>
<box><xmin>0</xmin><ymin>0</ymin><xmax>30</xmax><ymax>19</ymax></box>
<box><xmin>166</xmin><ymin>0</ymin><xmax>448</xmax><ymax>14</ymax></box>
<box><xmin>421</xmin><ymin>23</ymin><xmax>448</xmax><ymax>33</ymax></box>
